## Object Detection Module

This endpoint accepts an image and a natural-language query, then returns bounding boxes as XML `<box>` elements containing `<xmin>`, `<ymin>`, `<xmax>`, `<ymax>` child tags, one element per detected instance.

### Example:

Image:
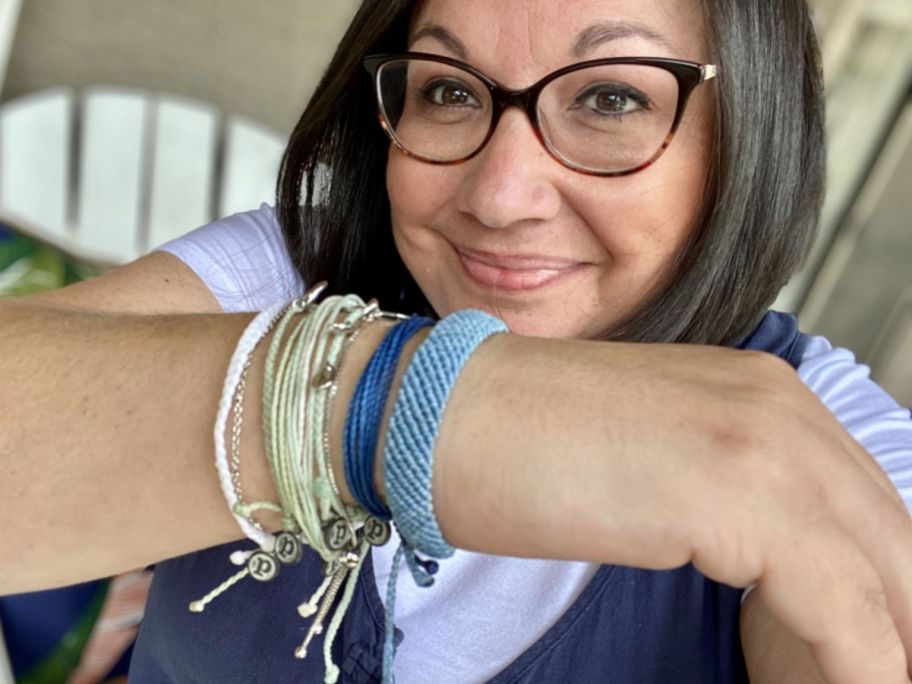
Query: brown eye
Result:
<box><xmin>424</xmin><ymin>80</ymin><xmax>481</xmax><ymax>108</ymax></box>
<box><xmin>573</xmin><ymin>82</ymin><xmax>651</xmax><ymax>117</ymax></box>
<box><xmin>596</xmin><ymin>91</ymin><xmax>630</xmax><ymax>113</ymax></box>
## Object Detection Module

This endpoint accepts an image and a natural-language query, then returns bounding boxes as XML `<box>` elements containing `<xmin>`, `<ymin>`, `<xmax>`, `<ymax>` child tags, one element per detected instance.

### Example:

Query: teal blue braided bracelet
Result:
<box><xmin>383</xmin><ymin>309</ymin><xmax>508</xmax><ymax>558</ymax></box>
<box><xmin>380</xmin><ymin>309</ymin><xmax>507</xmax><ymax>684</ymax></box>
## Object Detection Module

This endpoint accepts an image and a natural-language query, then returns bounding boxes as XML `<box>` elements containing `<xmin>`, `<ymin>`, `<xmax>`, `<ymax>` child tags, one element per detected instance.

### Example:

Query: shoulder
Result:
<box><xmin>797</xmin><ymin>334</ymin><xmax>912</xmax><ymax>509</ymax></box>
<box><xmin>154</xmin><ymin>204</ymin><xmax>305</xmax><ymax>312</ymax></box>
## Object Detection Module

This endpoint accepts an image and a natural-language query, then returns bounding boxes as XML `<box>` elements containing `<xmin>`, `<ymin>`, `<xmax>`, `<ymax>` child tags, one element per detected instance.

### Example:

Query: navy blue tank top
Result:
<box><xmin>129</xmin><ymin>312</ymin><xmax>809</xmax><ymax>683</ymax></box>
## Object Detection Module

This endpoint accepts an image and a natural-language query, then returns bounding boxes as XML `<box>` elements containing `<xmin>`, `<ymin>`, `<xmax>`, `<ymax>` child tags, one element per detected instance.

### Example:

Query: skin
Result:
<box><xmin>389</xmin><ymin>0</ymin><xmax>715</xmax><ymax>339</ymax></box>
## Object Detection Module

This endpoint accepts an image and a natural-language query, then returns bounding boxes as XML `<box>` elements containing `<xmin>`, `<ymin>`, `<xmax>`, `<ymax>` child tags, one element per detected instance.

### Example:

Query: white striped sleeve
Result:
<box><xmin>154</xmin><ymin>203</ymin><xmax>304</xmax><ymax>313</ymax></box>
<box><xmin>799</xmin><ymin>335</ymin><xmax>912</xmax><ymax>511</ymax></box>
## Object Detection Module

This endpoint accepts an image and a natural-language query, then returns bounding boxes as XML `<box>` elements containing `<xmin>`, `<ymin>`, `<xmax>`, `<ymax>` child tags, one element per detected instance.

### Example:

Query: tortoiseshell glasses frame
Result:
<box><xmin>364</xmin><ymin>51</ymin><xmax>718</xmax><ymax>177</ymax></box>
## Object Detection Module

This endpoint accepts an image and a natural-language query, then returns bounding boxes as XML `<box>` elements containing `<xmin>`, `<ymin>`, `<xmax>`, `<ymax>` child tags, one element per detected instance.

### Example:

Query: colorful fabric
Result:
<box><xmin>0</xmin><ymin>225</ymin><xmax>95</xmax><ymax>297</ymax></box>
<box><xmin>67</xmin><ymin>571</ymin><xmax>153</xmax><ymax>684</ymax></box>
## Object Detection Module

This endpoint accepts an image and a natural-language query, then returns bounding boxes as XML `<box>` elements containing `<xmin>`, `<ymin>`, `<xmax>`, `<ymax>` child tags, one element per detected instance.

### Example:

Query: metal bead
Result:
<box><xmin>341</xmin><ymin>551</ymin><xmax>361</xmax><ymax>569</ymax></box>
<box><xmin>300</xmin><ymin>281</ymin><xmax>329</xmax><ymax>308</ymax></box>
<box><xmin>247</xmin><ymin>551</ymin><xmax>281</xmax><ymax>582</ymax></box>
<box><xmin>363</xmin><ymin>518</ymin><xmax>392</xmax><ymax>547</ymax></box>
<box><xmin>314</xmin><ymin>362</ymin><xmax>336</xmax><ymax>390</ymax></box>
<box><xmin>274</xmin><ymin>531</ymin><xmax>304</xmax><ymax>565</ymax></box>
<box><xmin>377</xmin><ymin>312</ymin><xmax>411</xmax><ymax>321</ymax></box>
<box><xmin>364</xmin><ymin>299</ymin><xmax>380</xmax><ymax>313</ymax></box>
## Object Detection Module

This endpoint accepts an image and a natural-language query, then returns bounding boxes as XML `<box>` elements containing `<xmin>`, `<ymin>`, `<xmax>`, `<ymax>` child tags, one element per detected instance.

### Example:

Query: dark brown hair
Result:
<box><xmin>276</xmin><ymin>0</ymin><xmax>825</xmax><ymax>345</ymax></box>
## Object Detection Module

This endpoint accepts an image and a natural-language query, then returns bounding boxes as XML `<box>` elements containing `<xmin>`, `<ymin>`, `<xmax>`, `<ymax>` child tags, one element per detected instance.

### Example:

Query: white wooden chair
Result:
<box><xmin>0</xmin><ymin>86</ymin><xmax>286</xmax><ymax>266</ymax></box>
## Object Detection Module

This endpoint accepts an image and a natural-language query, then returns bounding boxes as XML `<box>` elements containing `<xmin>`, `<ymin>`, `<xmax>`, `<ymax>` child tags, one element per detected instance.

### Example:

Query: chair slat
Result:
<box><xmin>0</xmin><ymin>88</ymin><xmax>72</xmax><ymax>243</ymax></box>
<box><xmin>145</xmin><ymin>96</ymin><xmax>218</xmax><ymax>251</ymax></box>
<box><xmin>76</xmin><ymin>87</ymin><xmax>149</xmax><ymax>264</ymax></box>
<box><xmin>0</xmin><ymin>0</ymin><xmax>23</xmax><ymax>95</ymax></box>
<box><xmin>219</xmin><ymin>116</ymin><xmax>285</xmax><ymax>219</ymax></box>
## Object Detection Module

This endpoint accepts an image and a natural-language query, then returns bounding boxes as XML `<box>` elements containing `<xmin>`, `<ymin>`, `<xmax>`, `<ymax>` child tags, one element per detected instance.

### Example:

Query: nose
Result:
<box><xmin>456</xmin><ymin>109</ymin><xmax>562</xmax><ymax>229</ymax></box>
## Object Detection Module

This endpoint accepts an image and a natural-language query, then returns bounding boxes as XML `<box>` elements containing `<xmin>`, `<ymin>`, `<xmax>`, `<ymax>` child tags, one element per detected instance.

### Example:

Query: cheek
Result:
<box><xmin>583</xmin><ymin>168</ymin><xmax>704</xmax><ymax>265</ymax></box>
<box><xmin>386</xmin><ymin>151</ymin><xmax>457</xmax><ymax>309</ymax></box>
<box><xmin>387</xmin><ymin>150</ymin><xmax>453</xmax><ymax>230</ymax></box>
<box><xmin>584</xmin><ymin>105</ymin><xmax>712</xmax><ymax>269</ymax></box>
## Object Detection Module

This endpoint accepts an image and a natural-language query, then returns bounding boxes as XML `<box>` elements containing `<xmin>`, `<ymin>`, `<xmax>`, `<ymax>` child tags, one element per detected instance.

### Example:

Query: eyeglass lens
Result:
<box><xmin>376</xmin><ymin>58</ymin><xmax>681</xmax><ymax>174</ymax></box>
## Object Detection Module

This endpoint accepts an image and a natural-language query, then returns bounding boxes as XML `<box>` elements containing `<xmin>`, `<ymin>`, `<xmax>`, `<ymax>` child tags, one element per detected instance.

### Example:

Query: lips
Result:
<box><xmin>455</xmin><ymin>246</ymin><xmax>587</xmax><ymax>293</ymax></box>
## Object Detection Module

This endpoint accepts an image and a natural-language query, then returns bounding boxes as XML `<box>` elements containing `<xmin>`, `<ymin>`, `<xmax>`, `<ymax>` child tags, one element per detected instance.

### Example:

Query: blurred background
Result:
<box><xmin>0</xmin><ymin>1</ymin><xmax>909</xmax><ymax>682</ymax></box>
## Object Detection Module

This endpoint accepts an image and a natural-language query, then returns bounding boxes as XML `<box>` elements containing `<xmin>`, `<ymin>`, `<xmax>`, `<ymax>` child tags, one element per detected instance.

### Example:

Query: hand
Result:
<box><xmin>740</xmin><ymin>433</ymin><xmax>912</xmax><ymax>684</ymax></box>
<box><xmin>741</xmin><ymin>590</ymin><xmax>828</xmax><ymax>683</ymax></box>
<box><xmin>692</xmin><ymin>361</ymin><xmax>912</xmax><ymax>684</ymax></box>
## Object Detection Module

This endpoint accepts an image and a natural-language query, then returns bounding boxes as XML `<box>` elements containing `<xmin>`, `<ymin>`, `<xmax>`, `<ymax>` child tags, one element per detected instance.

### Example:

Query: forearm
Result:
<box><xmin>0</xmin><ymin>300</ymin><xmax>253</xmax><ymax>591</ymax></box>
<box><xmin>0</xmin><ymin>296</ymin><xmax>813</xmax><ymax>589</ymax></box>
<box><xmin>389</xmin><ymin>332</ymin><xmax>783</xmax><ymax>567</ymax></box>
<box><xmin>0</xmin><ymin>299</ymin><xmax>392</xmax><ymax>593</ymax></box>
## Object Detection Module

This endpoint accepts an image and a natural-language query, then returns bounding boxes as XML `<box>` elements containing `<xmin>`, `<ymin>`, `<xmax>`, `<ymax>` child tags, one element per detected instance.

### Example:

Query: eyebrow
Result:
<box><xmin>573</xmin><ymin>21</ymin><xmax>674</xmax><ymax>56</ymax></box>
<box><xmin>408</xmin><ymin>20</ymin><xmax>673</xmax><ymax>63</ymax></box>
<box><xmin>408</xmin><ymin>25</ymin><xmax>468</xmax><ymax>60</ymax></box>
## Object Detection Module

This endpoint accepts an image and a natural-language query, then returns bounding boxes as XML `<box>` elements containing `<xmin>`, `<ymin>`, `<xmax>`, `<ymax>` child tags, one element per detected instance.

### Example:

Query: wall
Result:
<box><xmin>1</xmin><ymin>0</ymin><xmax>360</xmax><ymax>134</ymax></box>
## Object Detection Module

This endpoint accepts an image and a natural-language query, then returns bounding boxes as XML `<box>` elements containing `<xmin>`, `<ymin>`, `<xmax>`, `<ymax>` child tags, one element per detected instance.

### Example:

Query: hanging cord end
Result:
<box><xmin>404</xmin><ymin>547</ymin><xmax>439</xmax><ymax>587</ymax></box>
<box><xmin>229</xmin><ymin>549</ymin><xmax>255</xmax><ymax>566</ymax></box>
<box><xmin>187</xmin><ymin>566</ymin><xmax>251</xmax><ymax>614</ymax></box>
<box><xmin>298</xmin><ymin>573</ymin><xmax>334</xmax><ymax>617</ymax></box>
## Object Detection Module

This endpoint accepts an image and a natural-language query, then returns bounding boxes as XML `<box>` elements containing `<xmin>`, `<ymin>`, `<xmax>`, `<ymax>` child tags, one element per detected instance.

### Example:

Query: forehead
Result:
<box><xmin>410</xmin><ymin>0</ymin><xmax>708</xmax><ymax>82</ymax></box>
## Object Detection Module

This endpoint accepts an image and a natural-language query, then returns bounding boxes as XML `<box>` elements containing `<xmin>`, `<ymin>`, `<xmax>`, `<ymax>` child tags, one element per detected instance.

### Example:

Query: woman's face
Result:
<box><xmin>387</xmin><ymin>0</ymin><xmax>714</xmax><ymax>339</ymax></box>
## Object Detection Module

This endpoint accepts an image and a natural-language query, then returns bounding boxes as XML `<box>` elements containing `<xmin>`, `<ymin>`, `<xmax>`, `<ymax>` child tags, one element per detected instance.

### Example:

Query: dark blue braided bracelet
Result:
<box><xmin>343</xmin><ymin>315</ymin><xmax>434</xmax><ymax>519</ymax></box>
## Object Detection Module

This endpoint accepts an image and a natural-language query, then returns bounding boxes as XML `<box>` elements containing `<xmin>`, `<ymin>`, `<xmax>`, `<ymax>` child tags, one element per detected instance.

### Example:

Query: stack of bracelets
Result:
<box><xmin>197</xmin><ymin>282</ymin><xmax>508</xmax><ymax>684</ymax></box>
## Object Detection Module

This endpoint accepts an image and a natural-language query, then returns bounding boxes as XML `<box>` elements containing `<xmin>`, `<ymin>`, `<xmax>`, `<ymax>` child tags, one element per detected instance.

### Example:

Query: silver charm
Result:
<box><xmin>323</xmin><ymin>518</ymin><xmax>353</xmax><ymax>551</ymax></box>
<box><xmin>274</xmin><ymin>531</ymin><xmax>304</xmax><ymax>565</ymax></box>
<box><xmin>363</xmin><ymin>517</ymin><xmax>392</xmax><ymax>547</ymax></box>
<box><xmin>247</xmin><ymin>551</ymin><xmax>281</xmax><ymax>582</ymax></box>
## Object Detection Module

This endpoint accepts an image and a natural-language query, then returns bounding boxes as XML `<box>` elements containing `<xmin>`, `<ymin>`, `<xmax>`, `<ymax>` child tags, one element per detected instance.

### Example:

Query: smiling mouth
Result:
<box><xmin>455</xmin><ymin>247</ymin><xmax>588</xmax><ymax>293</ymax></box>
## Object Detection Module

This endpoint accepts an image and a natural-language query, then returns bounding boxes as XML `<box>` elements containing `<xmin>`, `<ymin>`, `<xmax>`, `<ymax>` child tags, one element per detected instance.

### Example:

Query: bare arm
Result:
<box><xmin>0</xmin><ymin>252</ymin><xmax>391</xmax><ymax>588</ymax></box>
<box><xmin>2</xmin><ymin>254</ymin><xmax>264</xmax><ymax>588</ymax></box>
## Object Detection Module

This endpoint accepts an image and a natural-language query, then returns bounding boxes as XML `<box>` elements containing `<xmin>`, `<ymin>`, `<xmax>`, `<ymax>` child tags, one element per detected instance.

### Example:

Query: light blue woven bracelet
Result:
<box><xmin>383</xmin><ymin>309</ymin><xmax>508</xmax><ymax>559</ymax></box>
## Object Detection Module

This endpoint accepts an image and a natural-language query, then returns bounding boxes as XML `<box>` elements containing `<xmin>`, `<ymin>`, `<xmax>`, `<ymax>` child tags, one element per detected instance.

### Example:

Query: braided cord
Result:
<box><xmin>214</xmin><ymin>301</ymin><xmax>288</xmax><ymax>548</ymax></box>
<box><xmin>263</xmin><ymin>294</ymin><xmax>369</xmax><ymax>559</ymax></box>
<box><xmin>345</xmin><ymin>316</ymin><xmax>434</xmax><ymax>519</ymax></box>
<box><xmin>384</xmin><ymin>309</ymin><xmax>508</xmax><ymax>558</ymax></box>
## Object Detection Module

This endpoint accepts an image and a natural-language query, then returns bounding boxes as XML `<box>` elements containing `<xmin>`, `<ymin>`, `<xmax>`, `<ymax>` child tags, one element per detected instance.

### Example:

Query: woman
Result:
<box><xmin>2</xmin><ymin>0</ymin><xmax>911</xmax><ymax>682</ymax></box>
